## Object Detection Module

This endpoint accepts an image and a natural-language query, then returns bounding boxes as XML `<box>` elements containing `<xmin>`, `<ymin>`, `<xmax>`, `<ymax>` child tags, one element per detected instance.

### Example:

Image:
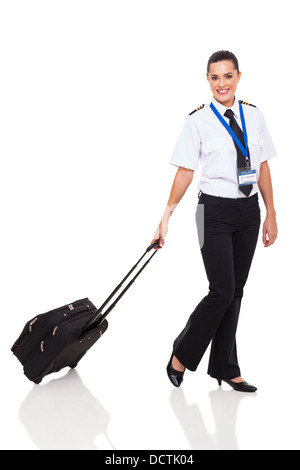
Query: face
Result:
<box><xmin>207</xmin><ymin>60</ymin><xmax>241</xmax><ymax>107</ymax></box>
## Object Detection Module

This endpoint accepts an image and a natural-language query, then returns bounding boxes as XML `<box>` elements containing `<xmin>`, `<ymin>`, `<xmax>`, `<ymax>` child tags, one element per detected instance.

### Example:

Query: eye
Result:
<box><xmin>225</xmin><ymin>75</ymin><xmax>233</xmax><ymax>79</ymax></box>
<box><xmin>211</xmin><ymin>76</ymin><xmax>218</xmax><ymax>80</ymax></box>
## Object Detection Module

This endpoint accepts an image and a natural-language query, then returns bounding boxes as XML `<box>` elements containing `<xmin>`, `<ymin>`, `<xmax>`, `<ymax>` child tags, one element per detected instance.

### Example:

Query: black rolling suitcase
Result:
<box><xmin>11</xmin><ymin>241</ymin><xmax>160</xmax><ymax>384</ymax></box>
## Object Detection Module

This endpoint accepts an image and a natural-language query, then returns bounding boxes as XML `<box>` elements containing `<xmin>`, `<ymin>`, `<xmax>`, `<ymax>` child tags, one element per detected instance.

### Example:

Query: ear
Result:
<box><xmin>237</xmin><ymin>71</ymin><xmax>242</xmax><ymax>83</ymax></box>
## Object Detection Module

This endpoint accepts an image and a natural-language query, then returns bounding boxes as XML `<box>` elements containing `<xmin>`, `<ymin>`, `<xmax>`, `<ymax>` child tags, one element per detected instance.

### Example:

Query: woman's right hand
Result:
<box><xmin>151</xmin><ymin>217</ymin><xmax>169</xmax><ymax>250</ymax></box>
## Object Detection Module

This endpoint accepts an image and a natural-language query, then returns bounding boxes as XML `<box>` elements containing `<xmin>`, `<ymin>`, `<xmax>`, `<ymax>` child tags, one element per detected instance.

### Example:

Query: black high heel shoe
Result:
<box><xmin>167</xmin><ymin>354</ymin><xmax>185</xmax><ymax>387</ymax></box>
<box><xmin>217</xmin><ymin>378</ymin><xmax>257</xmax><ymax>393</ymax></box>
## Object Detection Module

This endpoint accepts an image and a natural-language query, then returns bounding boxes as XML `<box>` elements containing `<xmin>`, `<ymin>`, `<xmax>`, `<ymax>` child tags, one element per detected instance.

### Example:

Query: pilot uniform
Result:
<box><xmin>169</xmin><ymin>97</ymin><xmax>276</xmax><ymax>379</ymax></box>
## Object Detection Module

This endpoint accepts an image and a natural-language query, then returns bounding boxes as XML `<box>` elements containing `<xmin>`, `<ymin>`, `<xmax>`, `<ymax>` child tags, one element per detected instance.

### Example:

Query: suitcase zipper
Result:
<box><xmin>35</xmin><ymin>309</ymin><xmax>92</xmax><ymax>355</ymax></box>
<box><xmin>21</xmin><ymin>303</ymin><xmax>92</xmax><ymax>361</ymax></box>
<box><xmin>47</xmin><ymin>299</ymin><xmax>89</xmax><ymax>315</ymax></box>
<box><xmin>62</xmin><ymin>304</ymin><xmax>92</xmax><ymax>325</ymax></box>
<box><xmin>32</xmin><ymin>325</ymin><xmax>57</xmax><ymax>356</ymax></box>
<box><xmin>26</xmin><ymin>302</ymin><xmax>88</xmax><ymax>336</ymax></box>
<box><xmin>40</xmin><ymin>327</ymin><xmax>56</xmax><ymax>352</ymax></box>
<box><xmin>29</xmin><ymin>318</ymin><xmax>38</xmax><ymax>332</ymax></box>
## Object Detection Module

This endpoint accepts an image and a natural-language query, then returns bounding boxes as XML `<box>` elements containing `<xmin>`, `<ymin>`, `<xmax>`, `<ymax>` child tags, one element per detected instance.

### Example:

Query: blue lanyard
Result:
<box><xmin>210</xmin><ymin>101</ymin><xmax>249</xmax><ymax>160</ymax></box>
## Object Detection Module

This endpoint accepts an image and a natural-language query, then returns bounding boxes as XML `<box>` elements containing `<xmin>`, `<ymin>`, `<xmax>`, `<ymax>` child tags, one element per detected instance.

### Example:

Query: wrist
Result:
<box><xmin>266</xmin><ymin>209</ymin><xmax>276</xmax><ymax>218</ymax></box>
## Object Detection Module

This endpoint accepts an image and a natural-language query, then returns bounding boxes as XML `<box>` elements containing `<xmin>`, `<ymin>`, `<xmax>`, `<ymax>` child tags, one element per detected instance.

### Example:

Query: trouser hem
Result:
<box><xmin>172</xmin><ymin>349</ymin><xmax>198</xmax><ymax>372</ymax></box>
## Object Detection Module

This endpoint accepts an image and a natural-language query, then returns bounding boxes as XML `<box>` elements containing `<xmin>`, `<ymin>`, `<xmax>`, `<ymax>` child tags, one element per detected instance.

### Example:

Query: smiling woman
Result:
<box><xmin>151</xmin><ymin>50</ymin><xmax>278</xmax><ymax>393</ymax></box>
<box><xmin>207</xmin><ymin>50</ymin><xmax>241</xmax><ymax>108</ymax></box>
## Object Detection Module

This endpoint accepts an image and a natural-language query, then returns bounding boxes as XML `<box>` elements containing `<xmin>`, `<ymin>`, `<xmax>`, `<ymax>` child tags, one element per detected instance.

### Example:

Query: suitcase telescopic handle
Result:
<box><xmin>82</xmin><ymin>240</ymin><xmax>161</xmax><ymax>332</ymax></box>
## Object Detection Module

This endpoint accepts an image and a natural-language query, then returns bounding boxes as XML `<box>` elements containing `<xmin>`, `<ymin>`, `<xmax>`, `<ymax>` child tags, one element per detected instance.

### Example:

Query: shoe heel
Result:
<box><xmin>217</xmin><ymin>379</ymin><xmax>222</xmax><ymax>386</ymax></box>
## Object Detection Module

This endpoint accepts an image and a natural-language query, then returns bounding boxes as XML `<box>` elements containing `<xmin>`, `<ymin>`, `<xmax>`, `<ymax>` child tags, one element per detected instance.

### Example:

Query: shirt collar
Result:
<box><xmin>211</xmin><ymin>96</ymin><xmax>240</xmax><ymax>119</ymax></box>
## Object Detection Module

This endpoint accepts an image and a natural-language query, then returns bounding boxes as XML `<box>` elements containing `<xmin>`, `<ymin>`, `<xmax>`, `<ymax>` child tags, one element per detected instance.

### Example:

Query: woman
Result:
<box><xmin>151</xmin><ymin>50</ymin><xmax>277</xmax><ymax>392</ymax></box>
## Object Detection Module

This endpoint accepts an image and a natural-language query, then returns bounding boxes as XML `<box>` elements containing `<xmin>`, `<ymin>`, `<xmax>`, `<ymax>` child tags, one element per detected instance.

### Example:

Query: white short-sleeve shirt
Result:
<box><xmin>170</xmin><ymin>96</ymin><xmax>276</xmax><ymax>198</ymax></box>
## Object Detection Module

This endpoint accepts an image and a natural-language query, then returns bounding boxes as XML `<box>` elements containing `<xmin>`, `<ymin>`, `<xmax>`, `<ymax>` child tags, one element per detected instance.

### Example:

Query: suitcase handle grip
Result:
<box><xmin>146</xmin><ymin>240</ymin><xmax>160</xmax><ymax>252</ymax></box>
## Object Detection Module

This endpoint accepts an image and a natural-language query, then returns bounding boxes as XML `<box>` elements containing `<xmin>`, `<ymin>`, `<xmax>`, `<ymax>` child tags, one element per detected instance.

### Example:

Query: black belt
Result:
<box><xmin>198</xmin><ymin>191</ymin><xmax>258</xmax><ymax>203</ymax></box>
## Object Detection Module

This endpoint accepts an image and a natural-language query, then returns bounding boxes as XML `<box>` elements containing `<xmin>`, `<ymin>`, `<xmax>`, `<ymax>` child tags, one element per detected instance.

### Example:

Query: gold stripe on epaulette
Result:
<box><xmin>239</xmin><ymin>100</ymin><xmax>256</xmax><ymax>108</ymax></box>
<box><xmin>189</xmin><ymin>104</ymin><xmax>205</xmax><ymax>115</ymax></box>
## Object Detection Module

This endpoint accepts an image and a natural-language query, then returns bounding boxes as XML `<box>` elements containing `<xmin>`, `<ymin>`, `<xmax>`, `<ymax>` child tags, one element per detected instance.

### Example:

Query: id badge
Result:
<box><xmin>238</xmin><ymin>168</ymin><xmax>257</xmax><ymax>186</ymax></box>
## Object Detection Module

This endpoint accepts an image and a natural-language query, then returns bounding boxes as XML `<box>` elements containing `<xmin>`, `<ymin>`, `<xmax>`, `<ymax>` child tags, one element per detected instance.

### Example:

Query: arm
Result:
<box><xmin>152</xmin><ymin>167</ymin><xmax>194</xmax><ymax>248</ymax></box>
<box><xmin>258</xmin><ymin>161</ymin><xmax>278</xmax><ymax>247</ymax></box>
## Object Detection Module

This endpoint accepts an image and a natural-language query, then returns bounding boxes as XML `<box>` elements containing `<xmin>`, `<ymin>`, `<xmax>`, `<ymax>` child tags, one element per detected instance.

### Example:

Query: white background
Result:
<box><xmin>0</xmin><ymin>0</ymin><xmax>299</xmax><ymax>450</ymax></box>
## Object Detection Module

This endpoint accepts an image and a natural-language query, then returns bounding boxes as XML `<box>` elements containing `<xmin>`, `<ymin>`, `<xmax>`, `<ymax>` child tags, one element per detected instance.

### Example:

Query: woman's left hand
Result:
<box><xmin>262</xmin><ymin>214</ymin><xmax>278</xmax><ymax>247</ymax></box>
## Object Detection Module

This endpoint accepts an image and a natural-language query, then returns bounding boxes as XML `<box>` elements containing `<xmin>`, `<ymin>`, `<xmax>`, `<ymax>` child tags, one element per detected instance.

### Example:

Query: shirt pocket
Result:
<box><xmin>201</xmin><ymin>136</ymin><xmax>228</xmax><ymax>177</ymax></box>
<box><xmin>202</xmin><ymin>137</ymin><xmax>226</xmax><ymax>155</ymax></box>
<box><xmin>248</xmin><ymin>133</ymin><xmax>263</xmax><ymax>166</ymax></box>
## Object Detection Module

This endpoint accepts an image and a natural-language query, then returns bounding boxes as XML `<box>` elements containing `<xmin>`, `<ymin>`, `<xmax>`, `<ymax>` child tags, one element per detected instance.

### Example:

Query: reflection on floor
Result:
<box><xmin>19</xmin><ymin>369</ymin><xmax>115</xmax><ymax>450</ymax></box>
<box><xmin>169</xmin><ymin>386</ymin><xmax>256</xmax><ymax>450</ymax></box>
<box><xmin>19</xmin><ymin>367</ymin><xmax>259</xmax><ymax>450</ymax></box>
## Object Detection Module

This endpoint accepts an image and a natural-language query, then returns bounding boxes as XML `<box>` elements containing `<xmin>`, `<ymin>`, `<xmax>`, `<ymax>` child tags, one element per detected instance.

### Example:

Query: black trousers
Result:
<box><xmin>173</xmin><ymin>192</ymin><xmax>261</xmax><ymax>379</ymax></box>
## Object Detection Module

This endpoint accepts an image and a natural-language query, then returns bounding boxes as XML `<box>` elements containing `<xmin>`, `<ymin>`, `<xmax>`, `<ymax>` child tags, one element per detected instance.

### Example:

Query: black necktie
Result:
<box><xmin>224</xmin><ymin>109</ymin><xmax>252</xmax><ymax>197</ymax></box>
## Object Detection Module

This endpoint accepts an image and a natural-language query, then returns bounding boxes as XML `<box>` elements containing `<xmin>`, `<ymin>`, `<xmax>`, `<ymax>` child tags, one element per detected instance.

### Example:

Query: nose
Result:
<box><xmin>219</xmin><ymin>77</ymin><xmax>226</xmax><ymax>87</ymax></box>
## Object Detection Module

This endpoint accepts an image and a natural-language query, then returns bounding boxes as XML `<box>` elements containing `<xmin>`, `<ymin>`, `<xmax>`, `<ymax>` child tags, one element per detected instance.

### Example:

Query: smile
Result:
<box><xmin>217</xmin><ymin>89</ymin><xmax>230</xmax><ymax>95</ymax></box>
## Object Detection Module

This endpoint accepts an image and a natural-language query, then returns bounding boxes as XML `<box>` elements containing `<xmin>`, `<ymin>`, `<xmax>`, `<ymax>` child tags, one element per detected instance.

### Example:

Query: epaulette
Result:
<box><xmin>189</xmin><ymin>104</ymin><xmax>205</xmax><ymax>115</ymax></box>
<box><xmin>239</xmin><ymin>100</ymin><xmax>256</xmax><ymax>108</ymax></box>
